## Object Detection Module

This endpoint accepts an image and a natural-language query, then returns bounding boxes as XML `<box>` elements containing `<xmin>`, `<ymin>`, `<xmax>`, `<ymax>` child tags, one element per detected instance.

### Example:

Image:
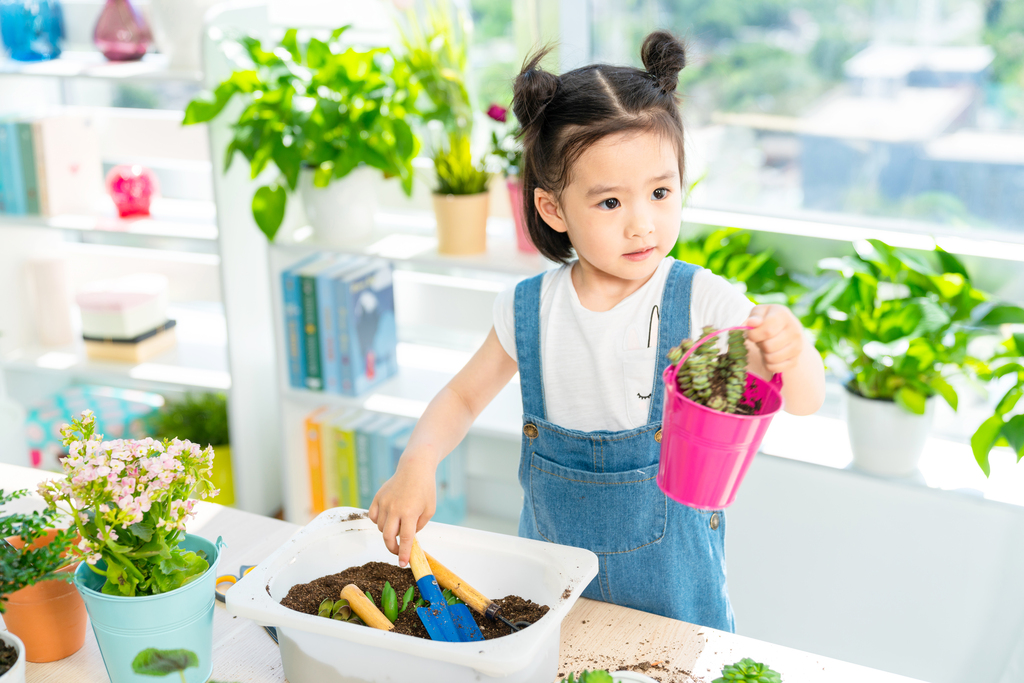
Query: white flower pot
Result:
<box><xmin>0</xmin><ymin>631</ymin><xmax>27</xmax><ymax>683</ymax></box>
<box><xmin>611</xmin><ymin>671</ymin><xmax>660</xmax><ymax>682</ymax></box>
<box><xmin>298</xmin><ymin>167</ymin><xmax>378</xmax><ymax>247</ymax></box>
<box><xmin>148</xmin><ymin>0</ymin><xmax>221</xmax><ymax>73</ymax></box>
<box><xmin>844</xmin><ymin>387</ymin><xmax>935</xmax><ymax>477</ymax></box>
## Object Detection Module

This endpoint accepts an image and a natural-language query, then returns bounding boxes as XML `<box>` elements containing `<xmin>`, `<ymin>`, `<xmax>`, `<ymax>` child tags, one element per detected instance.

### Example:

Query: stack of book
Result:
<box><xmin>304</xmin><ymin>407</ymin><xmax>466</xmax><ymax>525</ymax></box>
<box><xmin>76</xmin><ymin>274</ymin><xmax>176</xmax><ymax>362</ymax></box>
<box><xmin>282</xmin><ymin>254</ymin><xmax>398</xmax><ymax>396</ymax></box>
<box><xmin>0</xmin><ymin>114</ymin><xmax>102</xmax><ymax>216</ymax></box>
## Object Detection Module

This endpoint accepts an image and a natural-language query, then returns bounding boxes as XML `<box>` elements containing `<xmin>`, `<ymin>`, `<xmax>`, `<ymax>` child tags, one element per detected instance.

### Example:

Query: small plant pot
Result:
<box><xmin>0</xmin><ymin>631</ymin><xmax>26</xmax><ymax>683</ymax></box>
<box><xmin>3</xmin><ymin>530</ymin><xmax>87</xmax><ymax>663</ymax></box>
<box><xmin>73</xmin><ymin>534</ymin><xmax>222</xmax><ymax>683</ymax></box>
<box><xmin>659</xmin><ymin>326</ymin><xmax>785</xmax><ymax>510</ymax></box>
<box><xmin>298</xmin><ymin>167</ymin><xmax>378</xmax><ymax>247</ymax></box>
<box><xmin>505</xmin><ymin>177</ymin><xmax>537</xmax><ymax>254</ymax></box>
<box><xmin>611</xmin><ymin>671</ymin><xmax>660</xmax><ymax>683</ymax></box>
<box><xmin>433</xmin><ymin>192</ymin><xmax>489</xmax><ymax>255</ymax></box>
<box><xmin>844</xmin><ymin>386</ymin><xmax>935</xmax><ymax>477</ymax></box>
<box><xmin>210</xmin><ymin>444</ymin><xmax>235</xmax><ymax>506</ymax></box>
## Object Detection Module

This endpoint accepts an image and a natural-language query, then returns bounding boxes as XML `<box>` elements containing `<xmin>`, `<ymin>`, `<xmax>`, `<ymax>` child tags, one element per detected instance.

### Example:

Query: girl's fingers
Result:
<box><xmin>397</xmin><ymin>516</ymin><xmax>417</xmax><ymax>568</ymax></box>
<box><xmin>368</xmin><ymin>499</ymin><xmax>379</xmax><ymax>525</ymax></box>
<box><xmin>381</xmin><ymin>513</ymin><xmax>401</xmax><ymax>557</ymax></box>
<box><xmin>763</xmin><ymin>339</ymin><xmax>802</xmax><ymax>366</ymax></box>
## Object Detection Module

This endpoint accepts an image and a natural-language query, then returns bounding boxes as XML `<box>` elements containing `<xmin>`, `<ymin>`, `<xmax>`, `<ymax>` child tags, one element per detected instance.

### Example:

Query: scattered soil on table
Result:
<box><xmin>0</xmin><ymin>641</ymin><xmax>17</xmax><ymax>676</ymax></box>
<box><xmin>344</xmin><ymin>512</ymin><xmax>367</xmax><ymax>521</ymax></box>
<box><xmin>280</xmin><ymin>561</ymin><xmax>549</xmax><ymax>640</ymax></box>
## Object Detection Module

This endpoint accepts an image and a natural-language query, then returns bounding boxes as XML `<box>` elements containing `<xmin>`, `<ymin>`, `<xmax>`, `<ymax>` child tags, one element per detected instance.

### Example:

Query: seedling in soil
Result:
<box><xmin>317</xmin><ymin>598</ymin><xmax>362</xmax><ymax>624</ymax></box>
<box><xmin>382</xmin><ymin>581</ymin><xmax>398</xmax><ymax>623</ymax></box>
<box><xmin>442</xmin><ymin>587</ymin><xmax>464</xmax><ymax>606</ymax></box>
<box><xmin>565</xmin><ymin>671</ymin><xmax>613</xmax><ymax>683</ymax></box>
<box><xmin>712</xmin><ymin>657</ymin><xmax>782</xmax><ymax>683</ymax></box>
<box><xmin>401</xmin><ymin>585</ymin><xmax>415</xmax><ymax>613</ymax></box>
<box><xmin>668</xmin><ymin>326</ymin><xmax>756</xmax><ymax>415</ymax></box>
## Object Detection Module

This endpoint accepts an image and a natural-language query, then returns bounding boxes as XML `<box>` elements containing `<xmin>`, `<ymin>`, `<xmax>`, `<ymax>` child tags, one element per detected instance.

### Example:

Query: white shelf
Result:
<box><xmin>0</xmin><ymin>50</ymin><xmax>202</xmax><ymax>82</ymax></box>
<box><xmin>3</xmin><ymin>303</ymin><xmax>230</xmax><ymax>390</ymax></box>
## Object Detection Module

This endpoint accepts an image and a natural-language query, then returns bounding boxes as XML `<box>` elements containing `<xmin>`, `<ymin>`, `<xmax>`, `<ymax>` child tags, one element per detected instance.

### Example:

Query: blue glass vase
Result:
<box><xmin>0</xmin><ymin>0</ymin><xmax>64</xmax><ymax>62</ymax></box>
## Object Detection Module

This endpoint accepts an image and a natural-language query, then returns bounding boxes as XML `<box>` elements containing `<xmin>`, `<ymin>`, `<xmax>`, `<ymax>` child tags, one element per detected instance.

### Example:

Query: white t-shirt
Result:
<box><xmin>493</xmin><ymin>257</ymin><xmax>755</xmax><ymax>432</ymax></box>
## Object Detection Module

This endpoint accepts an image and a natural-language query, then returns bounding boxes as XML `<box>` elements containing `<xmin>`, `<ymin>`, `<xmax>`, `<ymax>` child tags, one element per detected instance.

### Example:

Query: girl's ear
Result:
<box><xmin>534</xmin><ymin>187</ymin><xmax>568</xmax><ymax>234</ymax></box>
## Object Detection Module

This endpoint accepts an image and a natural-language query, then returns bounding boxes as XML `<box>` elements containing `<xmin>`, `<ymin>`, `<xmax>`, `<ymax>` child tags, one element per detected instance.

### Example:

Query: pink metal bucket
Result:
<box><xmin>658</xmin><ymin>326</ymin><xmax>784</xmax><ymax>509</ymax></box>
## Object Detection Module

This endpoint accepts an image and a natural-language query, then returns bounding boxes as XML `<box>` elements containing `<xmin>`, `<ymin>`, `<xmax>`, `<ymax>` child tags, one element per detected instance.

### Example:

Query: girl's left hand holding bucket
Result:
<box><xmin>743</xmin><ymin>304</ymin><xmax>805</xmax><ymax>374</ymax></box>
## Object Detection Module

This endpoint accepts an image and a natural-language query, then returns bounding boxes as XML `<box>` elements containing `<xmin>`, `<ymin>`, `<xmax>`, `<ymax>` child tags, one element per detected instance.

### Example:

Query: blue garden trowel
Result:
<box><xmin>409</xmin><ymin>539</ymin><xmax>483</xmax><ymax>642</ymax></box>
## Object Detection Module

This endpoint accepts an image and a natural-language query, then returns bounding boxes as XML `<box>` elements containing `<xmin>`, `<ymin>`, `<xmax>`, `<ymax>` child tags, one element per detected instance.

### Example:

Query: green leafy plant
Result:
<box><xmin>971</xmin><ymin>332</ymin><xmax>1024</xmax><ymax>475</ymax></box>
<box><xmin>38</xmin><ymin>411</ymin><xmax>218</xmax><ymax>597</ymax></box>
<box><xmin>132</xmin><ymin>647</ymin><xmax>238</xmax><ymax>683</ymax></box>
<box><xmin>713</xmin><ymin>657</ymin><xmax>782</xmax><ymax>683</ymax></box>
<box><xmin>0</xmin><ymin>488</ymin><xmax>77</xmax><ymax>613</ymax></box>
<box><xmin>668</xmin><ymin>325</ymin><xmax>753</xmax><ymax>415</ymax></box>
<box><xmin>799</xmin><ymin>239</ymin><xmax>1024</xmax><ymax>415</ymax></box>
<box><xmin>401</xmin><ymin>584</ymin><xmax>415</xmax><ymax>612</ymax></box>
<box><xmin>672</xmin><ymin>227</ymin><xmax>806</xmax><ymax>305</ymax></box>
<box><xmin>433</xmin><ymin>132</ymin><xmax>489</xmax><ymax>195</ymax></box>
<box><xmin>565</xmin><ymin>671</ymin><xmax>613</xmax><ymax>683</ymax></box>
<box><xmin>147</xmin><ymin>393</ymin><xmax>229</xmax><ymax>448</ymax></box>
<box><xmin>184</xmin><ymin>26</ymin><xmax>421</xmax><ymax>240</ymax></box>
<box><xmin>382</xmin><ymin>581</ymin><xmax>398</xmax><ymax>622</ymax></box>
<box><xmin>441</xmin><ymin>587</ymin><xmax>464</xmax><ymax>605</ymax></box>
<box><xmin>317</xmin><ymin>597</ymin><xmax>362</xmax><ymax>624</ymax></box>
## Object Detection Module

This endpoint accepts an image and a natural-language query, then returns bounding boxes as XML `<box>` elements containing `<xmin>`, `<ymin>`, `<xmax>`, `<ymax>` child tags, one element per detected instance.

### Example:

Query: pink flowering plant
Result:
<box><xmin>38</xmin><ymin>410</ymin><xmax>219</xmax><ymax>597</ymax></box>
<box><xmin>486</xmin><ymin>103</ymin><xmax>521</xmax><ymax>178</ymax></box>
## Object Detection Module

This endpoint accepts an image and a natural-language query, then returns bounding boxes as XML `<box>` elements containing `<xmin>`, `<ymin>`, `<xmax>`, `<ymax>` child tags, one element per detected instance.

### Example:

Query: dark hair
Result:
<box><xmin>512</xmin><ymin>31</ymin><xmax>688</xmax><ymax>264</ymax></box>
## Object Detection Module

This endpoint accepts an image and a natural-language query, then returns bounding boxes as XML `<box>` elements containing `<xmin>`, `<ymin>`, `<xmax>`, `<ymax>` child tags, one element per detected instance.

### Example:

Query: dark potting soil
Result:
<box><xmin>280</xmin><ymin>561</ymin><xmax>549</xmax><ymax>640</ymax></box>
<box><xmin>0</xmin><ymin>641</ymin><xmax>17</xmax><ymax>676</ymax></box>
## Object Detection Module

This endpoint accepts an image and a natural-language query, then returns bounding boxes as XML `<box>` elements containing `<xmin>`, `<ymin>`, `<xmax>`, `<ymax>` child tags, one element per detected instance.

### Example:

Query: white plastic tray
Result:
<box><xmin>225</xmin><ymin>508</ymin><xmax>598</xmax><ymax>683</ymax></box>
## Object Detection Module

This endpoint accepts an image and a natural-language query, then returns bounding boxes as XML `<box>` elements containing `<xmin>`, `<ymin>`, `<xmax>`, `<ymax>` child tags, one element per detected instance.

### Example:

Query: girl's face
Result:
<box><xmin>535</xmin><ymin>130</ymin><xmax>682</xmax><ymax>285</ymax></box>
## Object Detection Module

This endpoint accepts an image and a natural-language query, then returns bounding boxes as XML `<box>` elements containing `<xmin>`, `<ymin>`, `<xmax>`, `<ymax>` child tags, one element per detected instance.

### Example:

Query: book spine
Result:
<box><xmin>305</xmin><ymin>409</ymin><xmax>326</xmax><ymax>516</ymax></box>
<box><xmin>336</xmin><ymin>275</ymin><xmax>353</xmax><ymax>396</ymax></box>
<box><xmin>0</xmin><ymin>123</ymin><xmax>25</xmax><ymax>215</ymax></box>
<box><xmin>320</xmin><ymin>416</ymin><xmax>340</xmax><ymax>509</ymax></box>
<box><xmin>317</xmin><ymin>268</ymin><xmax>340</xmax><ymax>394</ymax></box>
<box><xmin>335</xmin><ymin>425</ymin><xmax>359</xmax><ymax>507</ymax></box>
<box><xmin>300</xmin><ymin>274</ymin><xmax>323</xmax><ymax>390</ymax></box>
<box><xmin>355</xmin><ymin>423</ymin><xmax>374</xmax><ymax>508</ymax></box>
<box><xmin>30</xmin><ymin>121</ymin><xmax>49</xmax><ymax>215</ymax></box>
<box><xmin>282</xmin><ymin>268</ymin><xmax>306</xmax><ymax>389</ymax></box>
<box><xmin>16</xmin><ymin>122</ymin><xmax>39</xmax><ymax>215</ymax></box>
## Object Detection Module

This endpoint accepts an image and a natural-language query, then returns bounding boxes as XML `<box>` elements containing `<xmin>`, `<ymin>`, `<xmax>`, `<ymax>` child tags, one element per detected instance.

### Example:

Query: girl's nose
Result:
<box><xmin>628</xmin><ymin>208</ymin><xmax>656</xmax><ymax>238</ymax></box>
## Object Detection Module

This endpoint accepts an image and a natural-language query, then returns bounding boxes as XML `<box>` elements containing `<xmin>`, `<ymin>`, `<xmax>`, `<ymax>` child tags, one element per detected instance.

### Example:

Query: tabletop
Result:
<box><xmin>1</xmin><ymin>464</ymin><xmax>925</xmax><ymax>683</ymax></box>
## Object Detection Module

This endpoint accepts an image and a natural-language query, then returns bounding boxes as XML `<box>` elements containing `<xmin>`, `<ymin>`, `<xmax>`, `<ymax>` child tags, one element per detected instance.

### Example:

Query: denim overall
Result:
<box><xmin>514</xmin><ymin>261</ymin><xmax>735</xmax><ymax>631</ymax></box>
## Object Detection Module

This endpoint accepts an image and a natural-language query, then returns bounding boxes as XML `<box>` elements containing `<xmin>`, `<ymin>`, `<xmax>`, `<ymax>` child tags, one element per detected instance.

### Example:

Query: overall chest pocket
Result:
<box><xmin>528</xmin><ymin>452</ymin><xmax>667</xmax><ymax>554</ymax></box>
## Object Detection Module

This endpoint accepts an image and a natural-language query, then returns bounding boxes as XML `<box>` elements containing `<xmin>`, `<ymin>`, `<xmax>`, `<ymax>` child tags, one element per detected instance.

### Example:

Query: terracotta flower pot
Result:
<box><xmin>3</xmin><ymin>530</ymin><xmax>87</xmax><ymax>663</ymax></box>
<box><xmin>433</xmin><ymin>192</ymin><xmax>489</xmax><ymax>255</ymax></box>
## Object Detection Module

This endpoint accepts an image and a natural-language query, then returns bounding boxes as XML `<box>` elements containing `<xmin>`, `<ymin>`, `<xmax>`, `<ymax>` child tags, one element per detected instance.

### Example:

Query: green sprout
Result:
<box><xmin>382</xmin><ymin>581</ymin><xmax>398</xmax><ymax>623</ymax></box>
<box><xmin>712</xmin><ymin>658</ymin><xmax>782</xmax><ymax>683</ymax></box>
<box><xmin>401</xmin><ymin>585</ymin><xmax>415</xmax><ymax>613</ymax></box>
<box><xmin>565</xmin><ymin>671</ymin><xmax>613</xmax><ymax>683</ymax></box>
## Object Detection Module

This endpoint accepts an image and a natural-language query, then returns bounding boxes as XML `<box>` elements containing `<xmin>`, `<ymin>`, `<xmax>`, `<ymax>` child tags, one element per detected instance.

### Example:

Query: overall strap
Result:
<box><xmin>648</xmin><ymin>261</ymin><xmax>700</xmax><ymax>422</ymax></box>
<box><xmin>514</xmin><ymin>272</ymin><xmax>547</xmax><ymax>420</ymax></box>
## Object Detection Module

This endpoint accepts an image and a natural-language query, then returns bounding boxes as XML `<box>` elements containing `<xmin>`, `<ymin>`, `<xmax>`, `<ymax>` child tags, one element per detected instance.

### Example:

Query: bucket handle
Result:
<box><xmin>675</xmin><ymin>325</ymin><xmax>782</xmax><ymax>387</ymax></box>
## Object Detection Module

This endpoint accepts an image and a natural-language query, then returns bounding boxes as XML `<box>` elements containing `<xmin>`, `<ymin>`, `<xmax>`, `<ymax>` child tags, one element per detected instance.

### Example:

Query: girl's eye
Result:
<box><xmin>599</xmin><ymin>198</ymin><xmax>620</xmax><ymax>210</ymax></box>
<box><xmin>652</xmin><ymin>187</ymin><xmax>670</xmax><ymax>200</ymax></box>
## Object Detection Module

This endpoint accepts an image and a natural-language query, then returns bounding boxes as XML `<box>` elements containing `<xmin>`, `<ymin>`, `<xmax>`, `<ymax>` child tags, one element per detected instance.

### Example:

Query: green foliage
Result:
<box><xmin>441</xmin><ymin>587</ymin><xmax>464</xmax><ymax>605</ymax></box>
<box><xmin>382</xmin><ymin>581</ymin><xmax>398</xmax><ymax>622</ymax></box>
<box><xmin>132</xmin><ymin>648</ymin><xmax>198</xmax><ymax>677</ymax></box>
<box><xmin>434</xmin><ymin>133</ymin><xmax>489</xmax><ymax>195</ymax></box>
<box><xmin>713</xmin><ymin>657</ymin><xmax>782</xmax><ymax>683</ymax></box>
<box><xmin>565</xmin><ymin>671</ymin><xmax>613</xmax><ymax>683</ymax></box>
<box><xmin>401</xmin><ymin>584</ymin><xmax>415</xmax><ymax>612</ymax></box>
<box><xmin>147</xmin><ymin>393</ymin><xmax>229</xmax><ymax>448</ymax></box>
<box><xmin>317</xmin><ymin>597</ymin><xmax>362</xmax><ymax>624</ymax></box>
<box><xmin>184</xmin><ymin>26</ymin><xmax>421</xmax><ymax>240</ymax></box>
<box><xmin>672</xmin><ymin>228</ymin><xmax>806</xmax><ymax>305</ymax></box>
<box><xmin>0</xmin><ymin>489</ymin><xmax>77</xmax><ymax>613</ymax></box>
<box><xmin>971</xmin><ymin>333</ymin><xmax>1024</xmax><ymax>476</ymax></box>
<box><xmin>668</xmin><ymin>326</ymin><xmax>751</xmax><ymax>415</ymax></box>
<box><xmin>798</xmin><ymin>239</ymin><xmax>1024</xmax><ymax>417</ymax></box>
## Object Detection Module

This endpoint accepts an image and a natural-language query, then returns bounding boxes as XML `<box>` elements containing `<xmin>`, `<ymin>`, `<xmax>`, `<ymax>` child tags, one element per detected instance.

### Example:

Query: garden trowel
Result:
<box><xmin>409</xmin><ymin>539</ymin><xmax>483</xmax><ymax>642</ymax></box>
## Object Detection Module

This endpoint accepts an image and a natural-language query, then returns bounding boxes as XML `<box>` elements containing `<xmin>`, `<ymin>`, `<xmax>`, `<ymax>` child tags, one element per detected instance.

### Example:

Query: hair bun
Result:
<box><xmin>640</xmin><ymin>30</ymin><xmax>686</xmax><ymax>94</ymax></box>
<box><xmin>513</xmin><ymin>49</ymin><xmax>560</xmax><ymax>130</ymax></box>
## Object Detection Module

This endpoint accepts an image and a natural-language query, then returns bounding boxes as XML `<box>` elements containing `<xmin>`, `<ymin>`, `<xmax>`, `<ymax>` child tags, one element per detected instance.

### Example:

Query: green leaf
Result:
<box><xmin>996</xmin><ymin>387</ymin><xmax>1023</xmax><ymax>417</ymax></box>
<box><xmin>894</xmin><ymin>387</ymin><xmax>927</xmax><ymax>415</ymax></box>
<box><xmin>972</xmin><ymin>415</ymin><xmax>1004</xmax><ymax>477</ymax></box>
<box><xmin>129</xmin><ymin>522</ymin><xmax>153</xmax><ymax>542</ymax></box>
<box><xmin>928</xmin><ymin>376</ymin><xmax>958</xmax><ymax>411</ymax></box>
<box><xmin>382</xmin><ymin>581</ymin><xmax>398</xmax><ymax>623</ymax></box>
<box><xmin>401</xmin><ymin>584</ymin><xmax>414</xmax><ymax>613</ymax></box>
<box><xmin>252</xmin><ymin>184</ymin><xmax>286</xmax><ymax>241</ymax></box>
<box><xmin>318</xmin><ymin>599</ymin><xmax>334</xmax><ymax>617</ymax></box>
<box><xmin>132</xmin><ymin>648</ymin><xmax>199</xmax><ymax>676</ymax></box>
<box><xmin>1002</xmin><ymin>414</ymin><xmax>1024</xmax><ymax>456</ymax></box>
<box><xmin>980</xmin><ymin>305</ymin><xmax>1024</xmax><ymax>326</ymax></box>
<box><xmin>280</xmin><ymin>28</ymin><xmax>301</xmax><ymax>63</ymax></box>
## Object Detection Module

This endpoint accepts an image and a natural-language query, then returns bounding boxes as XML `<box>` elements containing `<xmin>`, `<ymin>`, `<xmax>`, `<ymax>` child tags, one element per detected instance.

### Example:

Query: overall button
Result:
<box><xmin>523</xmin><ymin>423</ymin><xmax>539</xmax><ymax>438</ymax></box>
<box><xmin>654</xmin><ymin>429</ymin><xmax>663</xmax><ymax>443</ymax></box>
<box><xmin>709</xmin><ymin>512</ymin><xmax>720</xmax><ymax>530</ymax></box>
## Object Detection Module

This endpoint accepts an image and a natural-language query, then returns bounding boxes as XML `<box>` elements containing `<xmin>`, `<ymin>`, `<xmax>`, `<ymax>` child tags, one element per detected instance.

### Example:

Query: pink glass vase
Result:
<box><xmin>93</xmin><ymin>0</ymin><xmax>150</xmax><ymax>61</ymax></box>
<box><xmin>106</xmin><ymin>165</ymin><xmax>158</xmax><ymax>217</ymax></box>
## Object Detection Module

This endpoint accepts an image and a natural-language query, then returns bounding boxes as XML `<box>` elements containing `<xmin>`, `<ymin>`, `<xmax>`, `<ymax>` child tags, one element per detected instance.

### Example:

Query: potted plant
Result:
<box><xmin>712</xmin><ymin>658</ymin><xmax>782</xmax><ymax>682</ymax></box>
<box><xmin>184</xmin><ymin>27</ymin><xmax>421</xmax><ymax>243</ymax></box>
<box><xmin>799</xmin><ymin>239</ymin><xmax>1024</xmax><ymax>477</ymax></box>
<box><xmin>147</xmin><ymin>392</ymin><xmax>234</xmax><ymax>506</ymax></box>
<box><xmin>971</xmin><ymin>331</ymin><xmax>1024</xmax><ymax>476</ymax></box>
<box><xmin>432</xmin><ymin>132</ymin><xmax>491</xmax><ymax>254</ymax></box>
<box><xmin>37</xmin><ymin>410</ymin><xmax>223</xmax><ymax>683</ymax></box>
<box><xmin>0</xmin><ymin>489</ymin><xmax>86</xmax><ymax>663</ymax></box>
<box><xmin>659</xmin><ymin>326</ymin><xmax>784</xmax><ymax>509</ymax></box>
<box><xmin>485</xmin><ymin>104</ymin><xmax>532</xmax><ymax>253</ymax></box>
<box><xmin>0</xmin><ymin>630</ymin><xmax>25</xmax><ymax>683</ymax></box>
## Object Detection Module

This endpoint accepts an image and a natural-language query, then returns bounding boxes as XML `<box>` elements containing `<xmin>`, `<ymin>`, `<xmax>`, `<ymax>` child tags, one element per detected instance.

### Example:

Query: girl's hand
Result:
<box><xmin>743</xmin><ymin>304</ymin><xmax>805</xmax><ymax>374</ymax></box>
<box><xmin>368</xmin><ymin>456</ymin><xmax>437</xmax><ymax>568</ymax></box>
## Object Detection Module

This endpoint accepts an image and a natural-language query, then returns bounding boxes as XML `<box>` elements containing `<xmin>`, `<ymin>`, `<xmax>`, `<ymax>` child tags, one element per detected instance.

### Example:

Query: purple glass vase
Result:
<box><xmin>92</xmin><ymin>0</ymin><xmax>150</xmax><ymax>61</ymax></box>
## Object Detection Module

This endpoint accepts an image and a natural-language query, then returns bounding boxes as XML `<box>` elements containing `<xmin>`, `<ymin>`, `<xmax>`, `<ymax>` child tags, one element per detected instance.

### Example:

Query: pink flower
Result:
<box><xmin>486</xmin><ymin>104</ymin><xmax>508</xmax><ymax>123</ymax></box>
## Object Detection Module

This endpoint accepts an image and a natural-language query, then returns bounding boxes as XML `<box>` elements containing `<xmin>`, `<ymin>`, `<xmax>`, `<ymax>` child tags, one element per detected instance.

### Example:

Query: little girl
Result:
<box><xmin>370</xmin><ymin>30</ymin><xmax>825</xmax><ymax>632</ymax></box>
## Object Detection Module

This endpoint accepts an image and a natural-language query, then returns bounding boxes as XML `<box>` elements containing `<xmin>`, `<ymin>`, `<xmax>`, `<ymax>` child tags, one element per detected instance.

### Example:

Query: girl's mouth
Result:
<box><xmin>623</xmin><ymin>247</ymin><xmax>655</xmax><ymax>261</ymax></box>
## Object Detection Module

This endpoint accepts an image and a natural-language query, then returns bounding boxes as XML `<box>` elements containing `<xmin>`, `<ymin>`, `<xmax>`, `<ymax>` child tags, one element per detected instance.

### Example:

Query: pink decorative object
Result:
<box><xmin>93</xmin><ymin>0</ymin><xmax>151</xmax><ymax>61</ymax></box>
<box><xmin>486</xmin><ymin>104</ymin><xmax>508</xmax><ymax>123</ymax></box>
<box><xmin>506</xmin><ymin>177</ymin><xmax>537</xmax><ymax>254</ymax></box>
<box><xmin>106</xmin><ymin>165</ymin><xmax>157</xmax><ymax>217</ymax></box>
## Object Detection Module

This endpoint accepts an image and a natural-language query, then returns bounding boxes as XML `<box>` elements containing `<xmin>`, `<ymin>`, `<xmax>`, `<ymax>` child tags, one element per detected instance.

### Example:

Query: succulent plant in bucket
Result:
<box><xmin>712</xmin><ymin>657</ymin><xmax>782</xmax><ymax>683</ymax></box>
<box><xmin>668</xmin><ymin>326</ymin><xmax>754</xmax><ymax>415</ymax></box>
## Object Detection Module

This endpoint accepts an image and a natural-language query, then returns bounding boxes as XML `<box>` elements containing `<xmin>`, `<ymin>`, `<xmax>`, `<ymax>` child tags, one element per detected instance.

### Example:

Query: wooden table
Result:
<box><xmin>2</xmin><ymin>464</ymin><xmax>923</xmax><ymax>682</ymax></box>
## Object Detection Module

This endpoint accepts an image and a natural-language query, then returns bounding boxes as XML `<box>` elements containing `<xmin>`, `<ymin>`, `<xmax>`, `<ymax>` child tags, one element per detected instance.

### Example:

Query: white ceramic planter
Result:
<box><xmin>844</xmin><ymin>387</ymin><xmax>935</xmax><ymax>477</ymax></box>
<box><xmin>226</xmin><ymin>508</ymin><xmax>598</xmax><ymax>683</ymax></box>
<box><xmin>148</xmin><ymin>0</ymin><xmax>221</xmax><ymax>73</ymax></box>
<box><xmin>0</xmin><ymin>631</ymin><xmax>27</xmax><ymax>683</ymax></box>
<box><xmin>611</xmin><ymin>671</ymin><xmax>660</xmax><ymax>682</ymax></box>
<box><xmin>298</xmin><ymin>167</ymin><xmax>378</xmax><ymax>247</ymax></box>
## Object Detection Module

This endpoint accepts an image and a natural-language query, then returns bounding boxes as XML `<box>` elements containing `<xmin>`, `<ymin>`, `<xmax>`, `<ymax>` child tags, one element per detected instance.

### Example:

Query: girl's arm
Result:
<box><xmin>743</xmin><ymin>304</ymin><xmax>826</xmax><ymax>416</ymax></box>
<box><xmin>369</xmin><ymin>327</ymin><xmax>518</xmax><ymax>567</ymax></box>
